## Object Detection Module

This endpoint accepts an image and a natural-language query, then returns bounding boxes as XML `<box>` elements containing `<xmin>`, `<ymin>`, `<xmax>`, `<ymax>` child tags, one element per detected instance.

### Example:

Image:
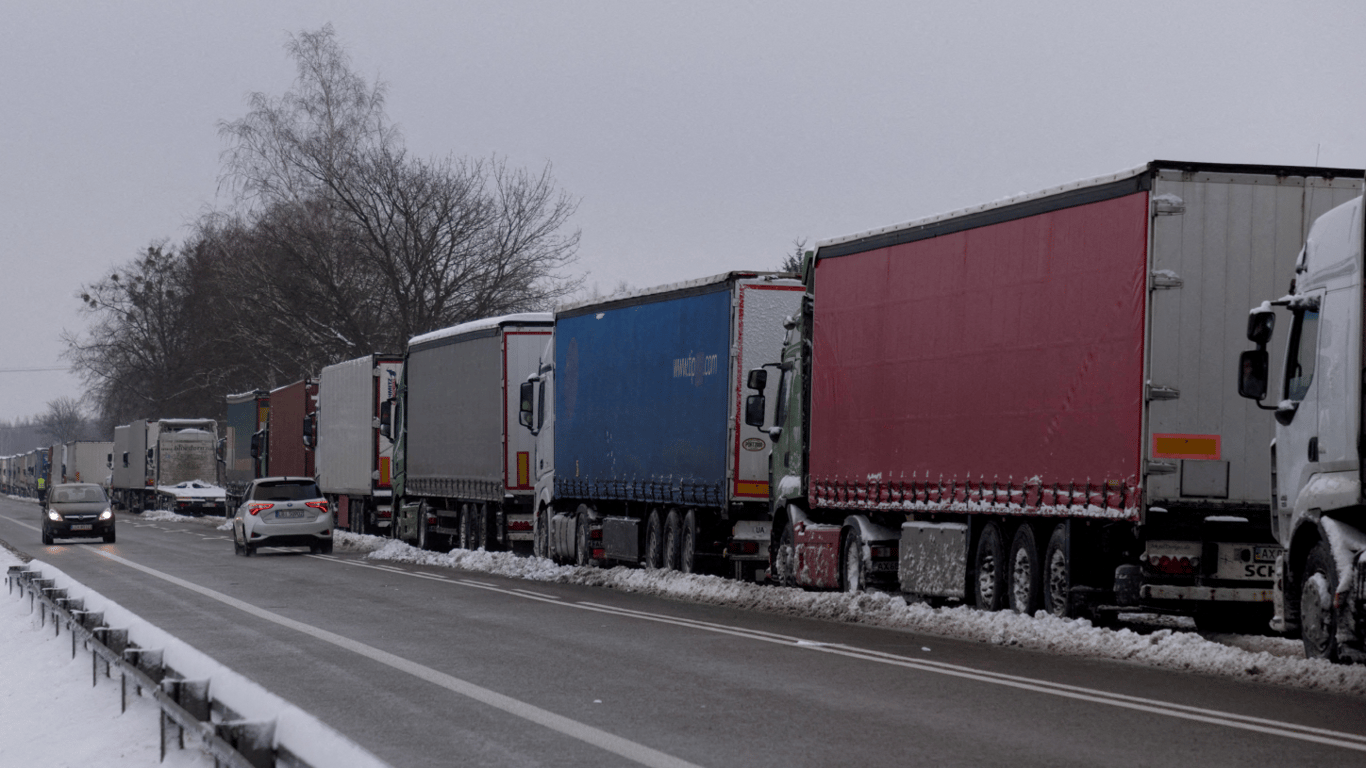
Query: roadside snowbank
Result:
<box><xmin>360</xmin><ymin>537</ymin><xmax>1366</xmax><ymax>696</ymax></box>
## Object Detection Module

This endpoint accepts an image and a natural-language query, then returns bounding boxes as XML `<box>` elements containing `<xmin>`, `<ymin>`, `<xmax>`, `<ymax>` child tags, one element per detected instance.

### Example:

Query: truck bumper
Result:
<box><xmin>1141</xmin><ymin>584</ymin><xmax>1273</xmax><ymax>602</ymax></box>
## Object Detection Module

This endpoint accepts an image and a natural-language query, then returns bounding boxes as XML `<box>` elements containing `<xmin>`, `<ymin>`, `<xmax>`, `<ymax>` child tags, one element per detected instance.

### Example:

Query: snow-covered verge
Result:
<box><xmin>0</xmin><ymin>544</ymin><xmax>387</xmax><ymax>767</ymax></box>
<box><xmin>358</xmin><ymin>536</ymin><xmax>1366</xmax><ymax>697</ymax></box>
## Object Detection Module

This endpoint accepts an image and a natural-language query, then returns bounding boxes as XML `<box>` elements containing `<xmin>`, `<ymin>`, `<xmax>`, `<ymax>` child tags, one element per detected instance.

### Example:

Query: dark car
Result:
<box><xmin>42</xmin><ymin>483</ymin><xmax>115</xmax><ymax>545</ymax></box>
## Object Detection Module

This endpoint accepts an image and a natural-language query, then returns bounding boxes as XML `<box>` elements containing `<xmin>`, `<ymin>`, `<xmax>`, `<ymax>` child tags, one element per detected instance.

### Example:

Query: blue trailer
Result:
<box><xmin>519</xmin><ymin>272</ymin><xmax>801</xmax><ymax>578</ymax></box>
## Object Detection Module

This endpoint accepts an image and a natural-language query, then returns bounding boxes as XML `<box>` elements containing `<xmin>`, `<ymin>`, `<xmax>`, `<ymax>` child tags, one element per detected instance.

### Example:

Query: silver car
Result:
<box><xmin>42</xmin><ymin>483</ymin><xmax>115</xmax><ymax>545</ymax></box>
<box><xmin>231</xmin><ymin>477</ymin><xmax>333</xmax><ymax>556</ymax></box>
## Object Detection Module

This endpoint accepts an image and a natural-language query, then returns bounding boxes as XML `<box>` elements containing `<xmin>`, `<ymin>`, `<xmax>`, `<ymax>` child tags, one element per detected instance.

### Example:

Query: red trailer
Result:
<box><xmin>747</xmin><ymin>161</ymin><xmax>1354</xmax><ymax>630</ymax></box>
<box><xmin>267</xmin><ymin>379</ymin><xmax>318</xmax><ymax>479</ymax></box>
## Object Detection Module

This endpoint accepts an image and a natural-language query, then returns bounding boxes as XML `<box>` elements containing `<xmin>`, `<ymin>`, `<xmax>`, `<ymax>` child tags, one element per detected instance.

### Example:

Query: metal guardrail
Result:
<box><xmin>7</xmin><ymin>564</ymin><xmax>302</xmax><ymax>768</ymax></box>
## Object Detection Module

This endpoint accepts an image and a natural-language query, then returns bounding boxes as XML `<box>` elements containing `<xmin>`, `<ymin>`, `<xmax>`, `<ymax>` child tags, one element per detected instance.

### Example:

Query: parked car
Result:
<box><xmin>231</xmin><ymin>477</ymin><xmax>333</xmax><ymax>555</ymax></box>
<box><xmin>42</xmin><ymin>483</ymin><xmax>115</xmax><ymax>545</ymax></box>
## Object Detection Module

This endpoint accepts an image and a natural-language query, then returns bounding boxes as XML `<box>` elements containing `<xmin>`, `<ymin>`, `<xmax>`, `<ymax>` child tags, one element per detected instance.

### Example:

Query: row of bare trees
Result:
<box><xmin>65</xmin><ymin>26</ymin><xmax>581</xmax><ymax>433</ymax></box>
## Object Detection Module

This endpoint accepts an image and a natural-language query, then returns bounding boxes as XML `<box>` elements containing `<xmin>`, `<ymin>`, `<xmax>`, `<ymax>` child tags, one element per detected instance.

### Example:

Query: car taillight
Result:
<box><xmin>305</xmin><ymin>500</ymin><xmax>329</xmax><ymax>512</ymax></box>
<box><xmin>248</xmin><ymin>502</ymin><xmax>273</xmax><ymax>516</ymax></box>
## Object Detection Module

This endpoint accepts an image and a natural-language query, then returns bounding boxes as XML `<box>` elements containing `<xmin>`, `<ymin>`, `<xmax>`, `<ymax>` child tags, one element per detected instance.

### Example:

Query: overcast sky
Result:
<box><xmin>3</xmin><ymin>1</ymin><xmax>1365</xmax><ymax>425</ymax></box>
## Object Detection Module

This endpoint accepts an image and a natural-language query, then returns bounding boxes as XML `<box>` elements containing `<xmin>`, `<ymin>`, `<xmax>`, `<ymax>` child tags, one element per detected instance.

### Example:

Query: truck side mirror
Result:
<box><xmin>746</xmin><ymin>368</ymin><xmax>767</xmax><ymax>391</ymax></box>
<box><xmin>249</xmin><ymin>431</ymin><xmax>263</xmax><ymax>459</ymax></box>
<box><xmin>1247</xmin><ymin>309</ymin><xmax>1275</xmax><ymax>345</ymax></box>
<box><xmin>744</xmin><ymin>394</ymin><xmax>766</xmax><ymax>428</ymax></box>
<box><xmin>1237</xmin><ymin>349</ymin><xmax>1269</xmax><ymax>401</ymax></box>
<box><xmin>376</xmin><ymin>403</ymin><xmax>389</xmax><ymax>441</ymax></box>
<box><xmin>303</xmin><ymin>413</ymin><xmax>317</xmax><ymax>448</ymax></box>
<box><xmin>518</xmin><ymin>381</ymin><xmax>536</xmax><ymax>431</ymax></box>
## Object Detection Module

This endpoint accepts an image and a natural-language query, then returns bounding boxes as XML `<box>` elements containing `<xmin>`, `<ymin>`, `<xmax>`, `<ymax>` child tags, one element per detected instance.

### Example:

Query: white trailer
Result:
<box><xmin>317</xmin><ymin>354</ymin><xmax>403</xmax><ymax>534</ymax></box>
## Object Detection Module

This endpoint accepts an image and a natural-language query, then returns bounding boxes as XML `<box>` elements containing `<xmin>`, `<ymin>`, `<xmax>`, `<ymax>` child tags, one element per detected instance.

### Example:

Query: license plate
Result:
<box><xmin>870</xmin><ymin>561</ymin><xmax>898</xmax><ymax>572</ymax></box>
<box><xmin>71</xmin><ymin>524</ymin><xmax>92</xmax><ymax>531</ymax></box>
<box><xmin>1254</xmin><ymin>545</ymin><xmax>1283</xmax><ymax>563</ymax></box>
<box><xmin>276</xmin><ymin>509</ymin><xmax>307</xmax><ymax>519</ymax></box>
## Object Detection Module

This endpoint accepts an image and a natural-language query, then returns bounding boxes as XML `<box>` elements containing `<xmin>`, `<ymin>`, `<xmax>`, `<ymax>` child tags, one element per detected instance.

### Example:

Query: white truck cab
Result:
<box><xmin>1240</xmin><ymin>194</ymin><xmax>1366</xmax><ymax>663</ymax></box>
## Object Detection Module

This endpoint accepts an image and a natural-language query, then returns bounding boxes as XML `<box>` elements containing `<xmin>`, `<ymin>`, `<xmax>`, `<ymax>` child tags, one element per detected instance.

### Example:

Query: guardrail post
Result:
<box><xmin>164</xmin><ymin>679</ymin><xmax>213</xmax><ymax>750</ymax></box>
<box><xmin>216</xmin><ymin>721</ymin><xmax>276</xmax><ymax>768</ymax></box>
<box><xmin>124</xmin><ymin>648</ymin><xmax>164</xmax><ymax>690</ymax></box>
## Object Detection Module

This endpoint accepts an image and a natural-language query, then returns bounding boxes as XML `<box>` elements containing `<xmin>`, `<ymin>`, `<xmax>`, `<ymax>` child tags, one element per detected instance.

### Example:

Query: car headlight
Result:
<box><xmin>99</xmin><ymin>509</ymin><xmax>113</xmax><ymax>521</ymax></box>
<box><xmin>46</xmin><ymin>510</ymin><xmax>61</xmax><ymax>522</ymax></box>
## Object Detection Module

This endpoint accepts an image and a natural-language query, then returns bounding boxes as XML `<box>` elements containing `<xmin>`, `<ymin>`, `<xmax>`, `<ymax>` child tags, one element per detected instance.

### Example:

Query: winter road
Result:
<box><xmin>2</xmin><ymin>499</ymin><xmax>1364</xmax><ymax>767</ymax></box>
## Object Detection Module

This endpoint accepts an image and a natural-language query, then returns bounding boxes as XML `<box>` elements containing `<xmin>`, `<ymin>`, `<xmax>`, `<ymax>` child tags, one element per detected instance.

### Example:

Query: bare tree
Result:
<box><xmin>36</xmin><ymin>397</ymin><xmax>89</xmax><ymax>444</ymax></box>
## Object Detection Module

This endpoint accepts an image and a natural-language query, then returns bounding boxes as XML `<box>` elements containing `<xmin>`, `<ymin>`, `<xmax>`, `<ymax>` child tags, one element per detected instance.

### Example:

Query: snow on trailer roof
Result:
<box><xmin>408</xmin><ymin>312</ymin><xmax>554</xmax><ymax>347</ymax></box>
<box><xmin>816</xmin><ymin>159</ymin><xmax>1366</xmax><ymax>252</ymax></box>
<box><xmin>156</xmin><ymin>418</ymin><xmax>216</xmax><ymax>427</ymax></box>
<box><xmin>556</xmin><ymin>271</ymin><xmax>799</xmax><ymax>316</ymax></box>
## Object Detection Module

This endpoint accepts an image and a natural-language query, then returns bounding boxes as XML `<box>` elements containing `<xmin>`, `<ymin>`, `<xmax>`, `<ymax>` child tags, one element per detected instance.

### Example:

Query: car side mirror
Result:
<box><xmin>1237</xmin><ymin>349</ymin><xmax>1269</xmax><ymax>401</ymax></box>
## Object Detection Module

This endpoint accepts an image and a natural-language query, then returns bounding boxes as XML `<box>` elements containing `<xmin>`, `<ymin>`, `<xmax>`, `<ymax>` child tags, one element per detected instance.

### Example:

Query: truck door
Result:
<box><xmin>534</xmin><ymin>367</ymin><xmax>554</xmax><ymax>483</ymax></box>
<box><xmin>1274</xmin><ymin>291</ymin><xmax>1326</xmax><ymax>516</ymax></box>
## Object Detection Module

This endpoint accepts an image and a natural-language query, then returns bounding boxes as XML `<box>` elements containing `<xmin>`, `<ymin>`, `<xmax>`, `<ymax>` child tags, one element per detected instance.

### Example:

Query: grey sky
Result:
<box><xmin>3</xmin><ymin>1</ymin><xmax>1364</xmax><ymax>423</ymax></box>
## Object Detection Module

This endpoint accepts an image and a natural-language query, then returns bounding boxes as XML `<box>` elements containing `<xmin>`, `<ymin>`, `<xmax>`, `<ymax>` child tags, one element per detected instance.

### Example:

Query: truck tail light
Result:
<box><xmin>378</xmin><ymin>509</ymin><xmax>392</xmax><ymax>519</ymax></box>
<box><xmin>1148</xmin><ymin>554</ymin><xmax>1199</xmax><ymax>575</ymax></box>
<box><xmin>248</xmin><ymin>503</ymin><xmax>274</xmax><ymax>516</ymax></box>
<box><xmin>508</xmin><ymin>521</ymin><xmax>532</xmax><ymax>531</ymax></box>
<box><xmin>590</xmin><ymin>527</ymin><xmax>602</xmax><ymax>540</ymax></box>
<box><xmin>730</xmin><ymin>541</ymin><xmax>760</xmax><ymax>556</ymax></box>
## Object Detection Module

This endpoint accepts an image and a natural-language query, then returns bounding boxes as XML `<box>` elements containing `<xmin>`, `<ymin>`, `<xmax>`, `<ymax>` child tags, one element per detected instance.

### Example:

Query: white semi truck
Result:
<box><xmin>1239</xmin><ymin>187</ymin><xmax>1366</xmax><ymax>662</ymax></box>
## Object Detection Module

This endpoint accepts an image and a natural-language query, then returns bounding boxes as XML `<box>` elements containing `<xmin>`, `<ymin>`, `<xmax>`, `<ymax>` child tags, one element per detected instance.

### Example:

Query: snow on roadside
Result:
<box><xmin>361</xmin><ymin>537</ymin><xmax>1366</xmax><ymax>696</ymax></box>
<box><xmin>0</xmin><ymin>545</ymin><xmax>209</xmax><ymax>766</ymax></box>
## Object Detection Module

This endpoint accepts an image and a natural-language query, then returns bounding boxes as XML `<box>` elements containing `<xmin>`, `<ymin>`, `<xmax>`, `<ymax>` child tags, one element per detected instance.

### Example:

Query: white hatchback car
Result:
<box><xmin>232</xmin><ymin>477</ymin><xmax>333</xmax><ymax>556</ymax></box>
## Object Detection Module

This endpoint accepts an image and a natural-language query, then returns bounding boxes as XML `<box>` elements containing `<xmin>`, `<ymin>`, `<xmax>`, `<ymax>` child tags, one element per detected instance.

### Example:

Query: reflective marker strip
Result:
<box><xmin>94</xmin><ymin>551</ymin><xmax>703</xmax><ymax>768</ymax></box>
<box><xmin>1152</xmin><ymin>433</ymin><xmax>1221</xmax><ymax>460</ymax></box>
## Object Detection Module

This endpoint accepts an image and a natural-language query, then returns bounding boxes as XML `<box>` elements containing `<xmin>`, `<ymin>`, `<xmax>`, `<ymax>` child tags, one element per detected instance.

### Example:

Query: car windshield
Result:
<box><xmin>252</xmin><ymin>481</ymin><xmax>322</xmax><ymax>501</ymax></box>
<box><xmin>51</xmin><ymin>486</ymin><xmax>106</xmax><ymax>504</ymax></box>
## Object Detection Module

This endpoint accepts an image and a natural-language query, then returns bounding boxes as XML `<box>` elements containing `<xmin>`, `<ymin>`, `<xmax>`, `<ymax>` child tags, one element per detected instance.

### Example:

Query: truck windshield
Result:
<box><xmin>1285</xmin><ymin>308</ymin><xmax>1320</xmax><ymax>402</ymax></box>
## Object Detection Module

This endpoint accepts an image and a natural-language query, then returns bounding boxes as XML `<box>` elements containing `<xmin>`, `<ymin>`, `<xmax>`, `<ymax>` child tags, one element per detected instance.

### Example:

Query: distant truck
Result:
<box><xmin>389</xmin><ymin>314</ymin><xmax>552</xmax><ymax>551</ymax></box>
<box><xmin>267</xmin><ymin>378</ymin><xmax>318</xmax><ymax>479</ymax></box>
<box><xmin>518</xmin><ymin>273</ymin><xmax>802</xmax><ymax>576</ymax></box>
<box><xmin>745</xmin><ymin>161</ymin><xmax>1364</xmax><ymax>630</ymax></box>
<box><xmin>317</xmin><ymin>354</ymin><xmax>402</xmax><ymax>534</ymax></box>
<box><xmin>223</xmin><ymin>390</ymin><xmax>270</xmax><ymax>508</ymax></box>
<box><xmin>54</xmin><ymin>440</ymin><xmax>113</xmax><ymax>486</ymax></box>
<box><xmin>110</xmin><ymin>419</ymin><xmax>221</xmax><ymax>513</ymax></box>
<box><xmin>1238</xmin><ymin>184</ymin><xmax>1366</xmax><ymax>661</ymax></box>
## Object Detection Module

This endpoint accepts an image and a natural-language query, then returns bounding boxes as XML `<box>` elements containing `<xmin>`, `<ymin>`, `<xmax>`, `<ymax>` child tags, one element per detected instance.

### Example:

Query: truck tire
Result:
<box><xmin>458</xmin><ymin>505</ymin><xmax>473</xmax><ymax>550</ymax></box>
<box><xmin>1042</xmin><ymin>524</ymin><xmax>1071</xmax><ymax>618</ymax></box>
<box><xmin>1008</xmin><ymin>524</ymin><xmax>1042</xmax><ymax>614</ymax></box>
<box><xmin>477</xmin><ymin>504</ymin><xmax>492</xmax><ymax>552</ymax></box>
<box><xmin>645</xmin><ymin>508</ymin><xmax>665</xmax><ymax>569</ymax></box>
<box><xmin>534</xmin><ymin>506</ymin><xmax>549</xmax><ymax>559</ymax></box>
<box><xmin>1300</xmin><ymin>541</ymin><xmax>1340</xmax><ymax>662</ymax></box>
<box><xmin>680</xmin><ymin>510</ymin><xmax>698</xmax><ymax>574</ymax></box>
<box><xmin>842</xmin><ymin>529</ymin><xmax>866</xmax><ymax>593</ymax></box>
<box><xmin>663</xmin><ymin>509</ymin><xmax>682</xmax><ymax>571</ymax></box>
<box><xmin>973</xmin><ymin>522</ymin><xmax>1007</xmax><ymax>611</ymax></box>
<box><xmin>418</xmin><ymin>502</ymin><xmax>432</xmax><ymax>551</ymax></box>
<box><xmin>772</xmin><ymin>520</ymin><xmax>797</xmax><ymax>587</ymax></box>
<box><xmin>575</xmin><ymin>512</ymin><xmax>591</xmax><ymax>567</ymax></box>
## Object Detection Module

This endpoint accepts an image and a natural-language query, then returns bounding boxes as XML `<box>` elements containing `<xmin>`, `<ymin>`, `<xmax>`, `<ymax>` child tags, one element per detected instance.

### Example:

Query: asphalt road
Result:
<box><xmin>2</xmin><ymin>497</ymin><xmax>1365</xmax><ymax>768</ymax></box>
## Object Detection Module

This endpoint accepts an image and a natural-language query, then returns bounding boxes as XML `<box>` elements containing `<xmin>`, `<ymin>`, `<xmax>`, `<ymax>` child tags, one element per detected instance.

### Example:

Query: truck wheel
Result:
<box><xmin>1042</xmin><ymin>524</ymin><xmax>1071</xmax><ymax>618</ymax></box>
<box><xmin>663</xmin><ymin>509</ymin><xmax>682</xmax><ymax>571</ymax></box>
<box><xmin>772</xmin><ymin>521</ymin><xmax>797</xmax><ymax>587</ymax></box>
<box><xmin>418</xmin><ymin>503</ymin><xmax>431</xmax><ymax>551</ymax></box>
<box><xmin>1300</xmin><ymin>541</ymin><xmax>1340</xmax><ymax>662</ymax></box>
<box><xmin>680</xmin><ymin>511</ymin><xmax>698</xmax><ymax>574</ymax></box>
<box><xmin>1008</xmin><ymin>524</ymin><xmax>1042</xmax><ymax>614</ymax></box>
<box><xmin>457</xmin><ymin>505</ymin><xmax>471</xmax><ymax>550</ymax></box>
<box><xmin>534</xmin><ymin>507</ymin><xmax>549</xmax><ymax>559</ymax></box>
<box><xmin>476</xmin><ymin>504</ymin><xmax>491</xmax><ymax>551</ymax></box>
<box><xmin>842</xmin><ymin>529</ymin><xmax>866</xmax><ymax>593</ymax></box>
<box><xmin>973</xmin><ymin>522</ymin><xmax>1007</xmax><ymax>611</ymax></box>
<box><xmin>645</xmin><ymin>509</ymin><xmax>665</xmax><ymax>569</ymax></box>
<box><xmin>575</xmin><ymin>512</ymin><xmax>591</xmax><ymax>567</ymax></box>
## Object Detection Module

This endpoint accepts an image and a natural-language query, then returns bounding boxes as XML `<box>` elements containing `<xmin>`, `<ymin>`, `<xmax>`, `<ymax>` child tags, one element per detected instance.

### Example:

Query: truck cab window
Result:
<box><xmin>1284</xmin><ymin>308</ymin><xmax>1320</xmax><ymax>402</ymax></box>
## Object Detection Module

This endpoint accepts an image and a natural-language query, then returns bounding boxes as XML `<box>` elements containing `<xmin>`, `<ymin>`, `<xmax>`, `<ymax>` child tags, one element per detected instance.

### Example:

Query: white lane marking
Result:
<box><xmin>459</xmin><ymin>579</ymin><xmax>496</xmax><ymax>587</ymax></box>
<box><xmin>94</xmin><ymin>551</ymin><xmax>702</xmax><ymax>768</ymax></box>
<box><xmin>509</xmin><ymin>588</ymin><xmax>561</xmax><ymax>600</ymax></box>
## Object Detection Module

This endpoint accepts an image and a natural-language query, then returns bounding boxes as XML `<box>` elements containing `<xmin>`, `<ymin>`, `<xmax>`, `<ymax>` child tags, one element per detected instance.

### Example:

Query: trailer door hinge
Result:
<box><xmin>1145</xmin><ymin>460</ymin><xmax>1178</xmax><ymax>475</ymax></box>
<box><xmin>1151</xmin><ymin>270</ymin><xmax>1183</xmax><ymax>289</ymax></box>
<box><xmin>1146</xmin><ymin>383</ymin><xmax>1180</xmax><ymax>401</ymax></box>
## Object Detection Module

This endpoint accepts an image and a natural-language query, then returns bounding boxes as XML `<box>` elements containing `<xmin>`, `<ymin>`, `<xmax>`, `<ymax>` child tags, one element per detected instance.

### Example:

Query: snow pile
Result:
<box><xmin>365</xmin><ymin>540</ymin><xmax>1366</xmax><ymax>696</ymax></box>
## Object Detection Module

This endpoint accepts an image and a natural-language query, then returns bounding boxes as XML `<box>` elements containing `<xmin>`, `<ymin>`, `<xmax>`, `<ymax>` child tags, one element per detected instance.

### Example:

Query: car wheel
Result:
<box><xmin>1301</xmin><ymin>541</ymin><xmax>1340</xmax><ymax>662</ymax></box>
<box><xmin>103</xmin><ymin>529</ymin><xmax>116</xmax><ymax>544</ymax></box>
<box><xmin>1008</xmin><ymin>524</ymin><xmax>1042</xmax><ymax>614</ymax></box>
<box><xmin>243</xmin><ymin>542</ymin><xmax>255</xmax><ymax>557</ymax></box>
<box><xmin>41</xmin><ymin>526</ymin><xmax>53</xmax><ymax>546</ymax></box>
<box><xmin>233</xmin><ymin>527</ymin><xmax>243</xmax><ymax>556</ymax></box>
<box><xmin>1042</xmin><ymin>524</ymin><xmax>1071</xmax><ymax>618</ymax></box>
<box><xmin>644</xmin><ymin>508</ymin><xmax>665</xmax><ymax>569</ymax></box>
<box><xmin>680</xmin><ymin>510</ymin><xmax>698</xmax><ymax>574</ymax></box>
<box><xmin>973</xmin><ymin>522</ymin><xmax>1007</xmax><ymax>611</ymax></box>
<box><xmin>319</xmin><ymin>539</ymin><xmax>333</xmax><ymax>555</ymax></box>
<box><xmin>842</xmin><ymin>528</ymin><xmax>866</xmax><ymax>593</ymax></box>
<box><xmin>662</xmin><ymin>509</ymin><xmax>682</xmax><ymax>571</ymax></box>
